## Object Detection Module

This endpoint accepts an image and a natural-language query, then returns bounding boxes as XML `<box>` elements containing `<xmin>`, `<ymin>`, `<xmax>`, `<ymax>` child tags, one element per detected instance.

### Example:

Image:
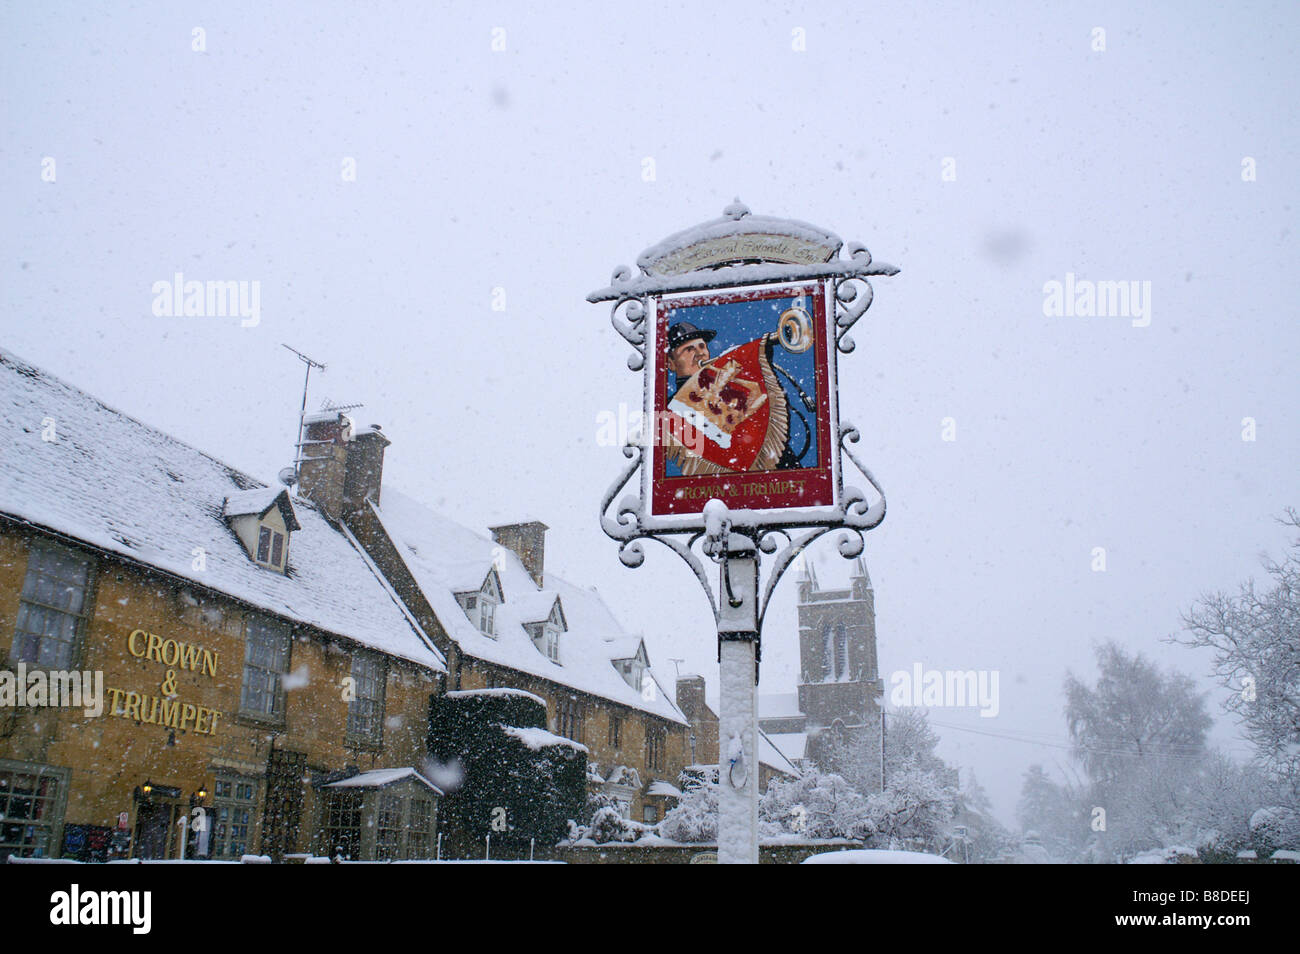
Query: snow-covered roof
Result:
<box><xmin>0</xmin><ymin>349</ymin><xmax>444</xmax><ymax>672</ymax></box>
<box><xmin>222</xmin><ymin>486</ymin><xmax>295</xmax><ymax>524</ymax></box>
<box><xmin>765</xmin><ymin>732</ymin><xmax>808</xmax><ymax>761</ymax></box>
<box><xmin>223</xmin><ymin>487</ymin><xmax>301</xmax><ymax>535</ymax></box>
<box><xmin>758</xmin><ymin>729</ymin><xmax>801</xmax><ymax>777</ymax></box>
<box><xmin>511</xmin><ymin>590</ymin><xmax>563</xmax><ymax>626</ymax></box>
<box><xmin>603</xmin><ymin>635</ymin><xmax>644</xmax><ymax>661</ymax></box>
<box><xmin>372</xmin><ymin>487</ymin><xmax>687</xmax><ymax>725</ymax></box>
<box><xmin>440</xmin><ymin>560</ymin><xmax>495</xmax><ymax>595</ymax></box>
<box><xmin>647</xmin><ymin>780</ymin><xmax>682</xmax><ymax>798</ymax></box>
<box><xmin>758</xmin><ymin>692</ymin><xmax>802</xmax><ymax>719</ymax></box>
<box><xmin>323</xmin><ymin>768</ymin><xmax>443</xmax><ymax>794</ymax></box>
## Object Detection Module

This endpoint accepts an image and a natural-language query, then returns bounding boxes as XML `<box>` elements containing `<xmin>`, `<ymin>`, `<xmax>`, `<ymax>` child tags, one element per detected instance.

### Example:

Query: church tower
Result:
<box><xmin>793</xmin><ymin>557</ymin><xmax>884</xmax><ymax>790</ymax></box>
<box><xmin>796</xmin><ymin>557</ymin><xmax>880</xmax><ymax>728</ymax></box>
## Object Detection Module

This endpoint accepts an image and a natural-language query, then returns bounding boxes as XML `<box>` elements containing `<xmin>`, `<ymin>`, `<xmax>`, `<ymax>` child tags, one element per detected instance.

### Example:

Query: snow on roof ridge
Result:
<box><xmin>371</xmin><ymin>487</ymin><xmax>687</xmax><ymax>725</ymax></box>
<box><xmin>222</xmin><ymin>486</ymin><xmax>287</xmax><ymax>515</ymax></box>
<box><xmin>337</xmin><ymin>522</ymin><xmax>445</xmax><ymax>668</ymax></box>
<box><xmin>0</xmin><ymin>349</ymin><xmax>444</xmax><ymax>673</ymax></box>
<box><xmin>758</xmin><ymin>727</ymin><xmax>801</xmax><ymax>776</ymax></box>
<box><xmin>0</xmin><ymin>348</ymin><xmax>273</xmax><ymax>492</ymax></box>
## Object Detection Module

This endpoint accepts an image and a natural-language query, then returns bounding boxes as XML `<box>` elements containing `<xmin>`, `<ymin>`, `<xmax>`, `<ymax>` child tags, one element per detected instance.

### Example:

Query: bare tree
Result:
<box><xmin>1174</xmin><ymin>508</ymin><xmax>1300</xmax><ymax>794</ymax></box>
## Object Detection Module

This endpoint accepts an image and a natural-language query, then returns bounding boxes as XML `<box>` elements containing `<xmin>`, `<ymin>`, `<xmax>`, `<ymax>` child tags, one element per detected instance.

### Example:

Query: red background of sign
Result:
<box><xmin>651</xmin><ymin>282</ymin><xmax>834</xmax><ymax>517</ymax></box>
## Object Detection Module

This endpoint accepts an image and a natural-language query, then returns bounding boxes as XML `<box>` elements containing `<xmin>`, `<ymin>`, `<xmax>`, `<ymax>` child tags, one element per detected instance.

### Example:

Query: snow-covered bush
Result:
<box><xmin>1249</xmin><ymin>805</ymin><xmax>1300</xmax><ymax>855</ymax></box>
<box><xmin>659</xmin><ymin>772</ymin><xmax>719</xmax><ymax>843</ymax></box>
<box><xmin>566</xmin><ymin>791</ymin><xmax>655</xmax><ymax>844</ymax></box>
<box><xmin>862</xmin><ymin>765</ymin><xmax>956</xmax><ymax>850</ymax></box>
<box><xmin>760</xmin><ymin>768</ymin><xmax>869</xmax><ymax>840</ymax></box>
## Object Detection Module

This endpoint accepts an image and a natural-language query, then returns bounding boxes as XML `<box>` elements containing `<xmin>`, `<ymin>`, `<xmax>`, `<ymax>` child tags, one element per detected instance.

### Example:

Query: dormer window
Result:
<box><xmin>456</xmin><ymin>569</ymin><xmax>501</xmax><ymax>637</ymax></box>
<box><xmin>612</xmin><ymin>639</ymin><xmax>650</xmax><ymax>693</ymax></box>
<box><xmin>257</xmin><ymin>526</ymin><xmax>286</xmax><ymax>568</ymax></box>
<box><xmin>223</xmin><ymin>487</ymin><xmax>300</xmax><ymax>575</ymax></box>
<box><xmin>525</xmin><ymin>597</ymin><xmax>566</xmax><ymax>663</ymax></box>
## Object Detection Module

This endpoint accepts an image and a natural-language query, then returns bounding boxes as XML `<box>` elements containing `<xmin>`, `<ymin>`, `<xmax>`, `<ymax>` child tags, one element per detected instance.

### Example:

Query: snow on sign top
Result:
<box><xmin>636</xmin><ymin>200</ymin><xmax>842</xmax><ymax>277</ymax></box>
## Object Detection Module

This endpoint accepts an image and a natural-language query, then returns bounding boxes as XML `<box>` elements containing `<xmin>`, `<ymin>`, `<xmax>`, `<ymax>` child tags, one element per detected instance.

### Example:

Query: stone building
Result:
<box><xmin>0</xmin><ymin>348</ymin><xmax>692</xmax><ymax>861</ymax></box>
<box><xmin>757</xmin><ymin>559</ymin><xmax>884</xmax><ymax>791</ymax></box>
<box><xmin>0</xmin><ymin>350</ymin><xmax>446</xmax><ymax>862</ymax></box>
<box><xmin>295</xmin><ymin>409</ymin><xmax>691</xmax><ymax>826</ymax></box>
<box><xmin>675</xmin><ymin>674</ymin><xmax>800</xmax><ymax>792</ymax></box>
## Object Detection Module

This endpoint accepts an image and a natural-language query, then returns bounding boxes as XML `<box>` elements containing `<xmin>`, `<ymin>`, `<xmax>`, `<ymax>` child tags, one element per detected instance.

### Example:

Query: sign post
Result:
<box><xmin>591</xmin><ymin>200</ymin><xmax>897</xmax><ymax>863</ymax></box>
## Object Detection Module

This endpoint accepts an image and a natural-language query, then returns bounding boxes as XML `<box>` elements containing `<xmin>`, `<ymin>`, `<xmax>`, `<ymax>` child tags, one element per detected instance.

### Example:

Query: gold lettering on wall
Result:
<box><xmin>114</xmin><ymin>629</ymin><xmax>223</xmax><ymax>736</ymax></box>
<box><xmin>126</xmin><ymin>629</ymin><xmax>219</xmax><ymax>677</ymax></box>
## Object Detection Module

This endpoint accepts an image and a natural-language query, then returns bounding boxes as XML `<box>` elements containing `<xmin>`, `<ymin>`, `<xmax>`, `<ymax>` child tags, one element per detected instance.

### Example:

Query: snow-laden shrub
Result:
<box><xmin>760</xmin><ymin>768</ymin><xmax>869</xmax><ymax>840</ymax></box>
<box><xmin>1250</xmin><ymin>805</ymin><xmax>1300</xmax><ymax>855</ymax></box>
<box><xmin>862</xmin><ymin>765</ymin><xmax>957</xmax><ymax>850</ymax></box>
<box><xmin>565</xmin><ymin>791</ymin><xmax>655</xmax><ymax>844</ymax></box>
<box><xmin>659</xmin><ymin>774</ymin><xmax>719</xmax><ymax>843</ymax></box>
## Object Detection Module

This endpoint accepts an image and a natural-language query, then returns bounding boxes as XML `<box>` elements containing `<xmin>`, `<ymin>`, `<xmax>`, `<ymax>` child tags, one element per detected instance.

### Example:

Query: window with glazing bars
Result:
<box><xmin>210</xmin><ymin>777</ymin><xmax>258</xmax><ymax>858</ymax></box>
<box><xmin>376</xmin><ymin>792</ymin><xmax>404</xmax><ymax>860</ymax></box>
<box><xmin>408</xmin><ymin>798</ymin><xmax>433</xmax><ymax>858</ymax></box>
<box><xmin>0</xmin><ymin>764</ymin><xmax>66</xmax><ymax>861</ymax></box>
<box><xmin>557</xmin><ymin>697</ymin><xmax>583</xmax><ymax>743</ymax></box>
<box><xmin>646</xmin><ymin>725</ymin><xmax>665</xmax><ymax>771</ymax></box>
<box><xmin>10</xmin><ymin>543</ymin><xmax>94</xmax><ymax>670</ymax></box>
<box><xmin>240</xmin><ymin>617</ymin><xmax>290</xmax><ymax>718</ymax></box>
<box><xmin>347</xmin><ymin>652</ymin><xmax>385</xmax><ymax>743</ymax></box>
<box><xmin>322</xmin><ymin>789</ymin><xmax>362</xmax><ymax>860</ymax></box>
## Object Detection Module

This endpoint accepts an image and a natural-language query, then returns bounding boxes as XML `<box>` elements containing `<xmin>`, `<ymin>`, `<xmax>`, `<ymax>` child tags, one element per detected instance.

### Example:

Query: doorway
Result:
<box><xmin>133</xmin><ymin>801</ymin><xmax>176</xmax><ymax>859</ymax></box>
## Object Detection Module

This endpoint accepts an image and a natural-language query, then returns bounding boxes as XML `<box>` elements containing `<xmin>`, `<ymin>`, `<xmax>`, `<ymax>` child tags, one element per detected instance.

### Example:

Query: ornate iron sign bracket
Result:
<box><xmin>592</xmin><ymin>201</ymin><xmax>897</xmax><ymax>642</ymax></box>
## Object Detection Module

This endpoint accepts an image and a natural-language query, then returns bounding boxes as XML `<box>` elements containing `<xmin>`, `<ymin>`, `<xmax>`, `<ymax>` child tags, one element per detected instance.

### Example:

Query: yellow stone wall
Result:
<box><xmin>0</xmin><ymin>525</ymin><xmax>437</xmax><ymax>859</ymax></box>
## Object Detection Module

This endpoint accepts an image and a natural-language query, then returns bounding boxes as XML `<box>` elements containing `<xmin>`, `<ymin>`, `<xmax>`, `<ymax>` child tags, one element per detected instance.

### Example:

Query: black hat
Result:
<box><xmin>666</xmin><ymin>321</ymin><xmax>716</xmax><ymax>352</ymax></box>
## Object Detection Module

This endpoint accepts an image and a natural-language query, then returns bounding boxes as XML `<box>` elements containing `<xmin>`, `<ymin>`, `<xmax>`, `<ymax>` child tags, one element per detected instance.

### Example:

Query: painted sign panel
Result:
<box><xmin>649</xmin><ymin>281</ymin><xmax>835</xmax><ymax>517</ymax></box>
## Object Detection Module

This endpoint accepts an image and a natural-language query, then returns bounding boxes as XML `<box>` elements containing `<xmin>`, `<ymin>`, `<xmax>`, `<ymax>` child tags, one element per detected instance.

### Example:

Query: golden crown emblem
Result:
<box><xmin>667</xmin><ymin>359</ymin><xmax>767</xmax><ymax>449</ymax></box>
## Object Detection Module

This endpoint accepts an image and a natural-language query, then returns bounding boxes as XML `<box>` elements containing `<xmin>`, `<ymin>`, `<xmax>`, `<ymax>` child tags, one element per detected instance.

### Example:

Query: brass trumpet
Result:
<box><xmin>776</xmin><ymin>305</ymin><xmax>814</xmax><ymax>353</ymax></box>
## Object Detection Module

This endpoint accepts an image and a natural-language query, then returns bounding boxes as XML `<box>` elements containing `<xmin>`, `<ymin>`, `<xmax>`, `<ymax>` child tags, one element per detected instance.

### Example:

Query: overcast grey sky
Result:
<box><xmin>3</xmin><ymin>0</ymin><xmax>1298</xmax><ymax>823</ymax></box>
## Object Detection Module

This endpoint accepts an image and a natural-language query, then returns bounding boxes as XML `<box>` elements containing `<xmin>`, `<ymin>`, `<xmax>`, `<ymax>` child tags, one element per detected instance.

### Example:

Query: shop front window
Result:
<box><xmin>0</xmin><ymin>761</ymin><xmax>68</xmax><ymax>861</ymax></box>
<box><xmin>322</xmin><ymin>789</ymin><xmax>363</xmax><ymax>861</ymax></box>
<box><xmin>210</xmin><ymin>777</ymin><xmax>259</xmax><ymax>859</ymax></box>
<box><xmin>376</xmin><ymin>792</ymin><xmax>404</xmax><ymax>860</ymax></box>
<box><xmin>409</xmin><ymin>798</ymin><xmax>433</xmax><ymax>858</ymax></box>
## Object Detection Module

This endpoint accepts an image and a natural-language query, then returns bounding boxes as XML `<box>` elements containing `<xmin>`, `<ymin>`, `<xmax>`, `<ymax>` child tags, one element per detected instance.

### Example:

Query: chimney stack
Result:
<box><xmin>343</xmin><ymin>424</ymin><xmax>389</xmax><ymax>514</ymax></box>
<box><xmin>297</xmin><ymin>412</ymin><xmax>389</xmax><ymax>522</ymax></box>
<box><xmin>675</xmin><ymin>674</ymin><xmax>707</xmax><ymax>722</ymax></box>
<box><xmin>489</xmin><ymin>520</ymin><xmax>548</xmax><ymax>588</ymax></box>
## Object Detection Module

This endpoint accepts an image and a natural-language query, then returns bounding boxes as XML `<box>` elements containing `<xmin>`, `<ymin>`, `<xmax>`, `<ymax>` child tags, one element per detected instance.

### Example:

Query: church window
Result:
<box><xmin>835</xmin><ymin>623</ymin><xmax>849</xmax><ymax>681</ymax></box>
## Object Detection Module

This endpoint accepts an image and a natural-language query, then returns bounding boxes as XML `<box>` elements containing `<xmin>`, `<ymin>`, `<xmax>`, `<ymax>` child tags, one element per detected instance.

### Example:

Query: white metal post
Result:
<box><xmin>716</xmin><ymin>536</ymin><xmax>759</xmax><ymax>865</ymax></box>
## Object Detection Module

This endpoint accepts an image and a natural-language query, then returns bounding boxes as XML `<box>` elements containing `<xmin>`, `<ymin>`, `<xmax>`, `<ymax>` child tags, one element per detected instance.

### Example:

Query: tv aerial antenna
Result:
<box><xmin>282</xmin><ymin>343</ymin><xmax>326</xmax><ymax>486</ymax></box>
